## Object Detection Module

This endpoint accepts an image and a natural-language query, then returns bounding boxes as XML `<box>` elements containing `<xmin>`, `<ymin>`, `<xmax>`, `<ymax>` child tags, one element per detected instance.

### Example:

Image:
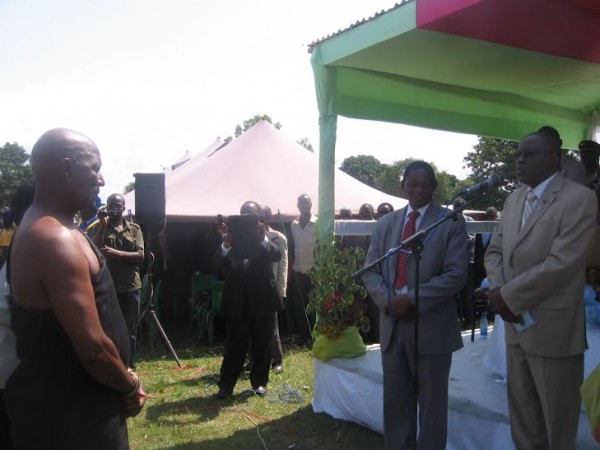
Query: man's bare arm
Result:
<box><xmin>100</xmin><ymin>246</ymin><xmax>144</xmax><ymax>263</ymax></box>
<box><xmin>36</xmin><ymin>227</ymin><xmax>139</xmax><ymax>395</ymax></box>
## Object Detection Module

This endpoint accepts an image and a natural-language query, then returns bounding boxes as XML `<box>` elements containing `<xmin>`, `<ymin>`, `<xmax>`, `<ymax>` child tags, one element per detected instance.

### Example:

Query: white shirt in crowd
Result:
<box><xmin>291</xmin><ymin>214</ymin><xmax>317</xmax><ymax>274</ymax></box>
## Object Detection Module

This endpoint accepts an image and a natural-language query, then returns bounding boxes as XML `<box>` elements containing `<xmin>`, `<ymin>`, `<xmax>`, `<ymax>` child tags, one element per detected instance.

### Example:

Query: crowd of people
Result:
<box><xmin>0</xmin><ymin>125</ymin><xmax>599</xmax><ymax>449</ymax></box>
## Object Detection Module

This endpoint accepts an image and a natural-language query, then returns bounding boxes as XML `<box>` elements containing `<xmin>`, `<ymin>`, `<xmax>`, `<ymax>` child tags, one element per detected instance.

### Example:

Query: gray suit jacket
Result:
<box><xmin>362</xmin><ymin>203</ymin><xmax>468</xmax><ymax>353</ymax></box>
<box><xmin>485</xmin><ymin>173</ymin><xmax>597</xmax><ymax>357</ymax></box>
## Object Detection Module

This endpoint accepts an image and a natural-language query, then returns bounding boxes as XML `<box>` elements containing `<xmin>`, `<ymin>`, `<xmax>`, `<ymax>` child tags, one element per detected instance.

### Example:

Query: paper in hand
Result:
<box><xmin>514</xmin><ymin>309</ymin><xmax>535</xmax><ymax>333</ymax></box>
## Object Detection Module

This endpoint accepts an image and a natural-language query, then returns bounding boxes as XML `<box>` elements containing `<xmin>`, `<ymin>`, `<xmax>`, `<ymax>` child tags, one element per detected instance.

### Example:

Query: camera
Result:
<box><xmin>228</xmin><ymin>214</ymin><xmax>259</xmax><ymax>259</ymax></box>
<box><xmin>98</xmin><ymin>210</ymin><xmax>120</xmax><ymax>219</ymax></box>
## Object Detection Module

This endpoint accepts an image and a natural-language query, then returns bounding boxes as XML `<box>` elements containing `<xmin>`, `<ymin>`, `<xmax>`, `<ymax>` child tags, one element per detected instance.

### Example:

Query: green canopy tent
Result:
<box><xmin>309</xmin><ymin>0</ymin><xmax>600</xmax><ymax>238</ymax></box>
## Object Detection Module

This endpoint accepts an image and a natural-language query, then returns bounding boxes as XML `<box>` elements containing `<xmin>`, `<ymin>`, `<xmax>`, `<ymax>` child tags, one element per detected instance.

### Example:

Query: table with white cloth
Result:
<box><xmin>312</xmin><ymin>332</ymin><xmax>597</xmax><ymax>449</ymax></box>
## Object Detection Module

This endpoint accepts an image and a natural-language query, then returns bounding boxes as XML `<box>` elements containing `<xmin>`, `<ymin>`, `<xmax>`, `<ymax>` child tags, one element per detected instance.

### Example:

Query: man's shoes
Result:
<box><xmin>254</xmin><ymin>386</ymin><xmax>267</xmax><ymax>397</ymax></box>
<box><xmin>273</xmin><ymin>363</ymin><xmax>283</xmax><ymax>374</ymax></box>
<box><xmin>215</xmin><ymin>387</ymin><xmax>232</xmax><ymax>400</ymax></box>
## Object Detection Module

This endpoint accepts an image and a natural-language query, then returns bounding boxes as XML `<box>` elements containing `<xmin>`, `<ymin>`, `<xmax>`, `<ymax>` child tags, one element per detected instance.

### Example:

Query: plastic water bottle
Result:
<box><xmin>480</xmin><ymin>312</ymin><xmax>488</xmax><ymax>340</ymax></box>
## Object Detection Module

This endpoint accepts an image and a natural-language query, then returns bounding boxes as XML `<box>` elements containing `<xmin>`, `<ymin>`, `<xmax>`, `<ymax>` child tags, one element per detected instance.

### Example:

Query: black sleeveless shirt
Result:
<box><xmin>5</xmin><ymin>234</ymin><xmax>131</xmax><ymax>450</ymax></box>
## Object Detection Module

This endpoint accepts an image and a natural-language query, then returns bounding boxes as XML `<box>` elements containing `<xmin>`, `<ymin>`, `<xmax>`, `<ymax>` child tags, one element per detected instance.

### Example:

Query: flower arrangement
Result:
<box><xmin>307</xmin><ymin>239</ymin><xmax>370</xmax><ymax>340</ymax></box>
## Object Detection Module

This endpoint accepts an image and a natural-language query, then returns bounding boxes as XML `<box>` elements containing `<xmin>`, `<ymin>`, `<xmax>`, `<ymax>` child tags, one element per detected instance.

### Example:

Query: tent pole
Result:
<box><xmin>317</xmin><ymin>114</ymin><xmax>337</xmax><ymax>241</ymax></box>
<box><xmin>311</xmin><ymin>47</ymin><xmax>338</xmax><ymax>242</ymax></box>
<box><xmin>590</xmin><ymin>110</ymin><xmax>600</xmax><ymax>142</ymax></box>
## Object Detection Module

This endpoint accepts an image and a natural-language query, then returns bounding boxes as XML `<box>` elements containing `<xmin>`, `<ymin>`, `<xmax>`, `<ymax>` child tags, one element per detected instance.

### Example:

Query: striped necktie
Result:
<box><xmin>394</xmin><ymin>210</ymin><xmax>420</xmax><ymax>289</ymax></box>
<box><xmin>521</xmin><ymin>189</ymin><xmax>537</xmax><ymax>228</ymax></box>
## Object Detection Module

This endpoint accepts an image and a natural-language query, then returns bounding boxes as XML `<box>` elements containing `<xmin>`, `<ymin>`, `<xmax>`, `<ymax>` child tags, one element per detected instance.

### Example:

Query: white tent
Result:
<box><xmin>125</xmin><ymin>120</ymin><xmax>406</xmax><ymax>222</ymax></box>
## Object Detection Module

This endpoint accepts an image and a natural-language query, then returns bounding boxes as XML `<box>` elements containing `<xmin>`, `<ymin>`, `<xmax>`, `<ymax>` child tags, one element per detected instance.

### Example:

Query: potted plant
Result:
<box><xmin>307</xmin><ymin>239</ymin><xmax>370</xmax><ymax>362</ymax></box>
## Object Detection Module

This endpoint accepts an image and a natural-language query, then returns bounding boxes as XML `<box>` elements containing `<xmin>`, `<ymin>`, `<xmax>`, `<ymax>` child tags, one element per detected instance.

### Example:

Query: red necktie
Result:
<box><xmin>394</xmin><ymin>210</ymin><xmax>420</xmax><ymax>289</ymax></box>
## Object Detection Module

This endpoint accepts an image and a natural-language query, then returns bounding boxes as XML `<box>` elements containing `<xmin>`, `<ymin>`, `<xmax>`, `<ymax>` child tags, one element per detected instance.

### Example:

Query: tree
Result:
<box><xmin>123</xmin><ymin>181</ymin><xmax>135</xmax><ymax>194</ymax></box>
<box><xmin>234</xmin><ymin>114</ymin><xmax>282</xmax><ymax>137</ymax></box>
<box><xmin>376</xmin><ymin>158</ymin><xmax>414</xmax><ymax>197</ymax></box>
<box><xmin>463</xmin><ymin>137</ymin><xmax>519</xmax><ymax>209</ymax></box>
<box><xmin>376</xmin><ymin>158</ymin><xmax>460</xmax><ymax>205</ymax></box>
<box><xmin>0</xmin><ymin>142</ymin><xmax>33</xmax><ymax>207</ymax></box>
<box><xmin>339</xmin><ymin>155</ymin><xmax>384</xmax><ymax>188</ymax></box>
<box><xmin>297</xmin><ymin>137</ymin><xmax>314</xmax><ymax>152</ymax></box>
<box><xmin>435</xmin><ymin>171</ymin><xmax>461</xmax><ymax>204</ymax></box>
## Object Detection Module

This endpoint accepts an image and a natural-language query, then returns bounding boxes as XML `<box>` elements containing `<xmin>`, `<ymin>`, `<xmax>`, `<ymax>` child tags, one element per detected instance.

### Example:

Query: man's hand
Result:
<box><xmin>96</xmin><ymin>211</ymin><xmax>108</xmax><ymax>229</ymax></box>
<box><xmin>487</xmin><ymin>287</ymin><xmax>505</xmax><ymax>312</ymax></box>
<box><xmin>99</xmin><ymin>246</ymin><xmax>121</xmax><ymax>260</ymax></box>
<box><xmin>500</xmin><ymin>310</ymin><xmax>521</xmax><ymax>323</ymax></box>
<box><xmin>385</xmin><ymin>295</ymin><xmax>416</xmax><ymax>321</ymax></box>
<box><xmin>473</xmin><ymin>287</ymin><xmax>488</xmax><ymax>300</ymax></box>
<box><xmin>124</xmin><ymin>381</ymin><xmax>147</xmax><ymax>418</ymax></box>
<box><xmin>217</xmin><ymin>223</ymin><xmax>233</xmax><ymax>249</ymax></box>
<box><xmin>257</xmin><ymin>222</ymin><xmax>266</xmax><ymax>242</ymax></box>
<box><xmin>216</xmin><ymin>223</ymin><xmax>228</xmax><ymax>237</ymax></box>
<box><xmin>487</xmin><ymin>287</ymin><xmax>520</xmax><ymax>323</ymax></box>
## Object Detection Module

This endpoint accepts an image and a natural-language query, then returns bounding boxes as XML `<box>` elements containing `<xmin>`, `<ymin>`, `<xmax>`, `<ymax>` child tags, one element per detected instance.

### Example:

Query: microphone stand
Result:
<box><xmin>352</xmin><ymin>198</ymin><xmax>478</xmax><ymax>447</ymax></box>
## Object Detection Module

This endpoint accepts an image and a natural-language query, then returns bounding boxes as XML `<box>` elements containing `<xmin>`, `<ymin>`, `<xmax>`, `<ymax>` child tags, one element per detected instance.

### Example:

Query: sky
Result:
<box><xmin>0</xmin><ymin>0</ymin><xmax>478</xmax><ymax>198</ymax></box>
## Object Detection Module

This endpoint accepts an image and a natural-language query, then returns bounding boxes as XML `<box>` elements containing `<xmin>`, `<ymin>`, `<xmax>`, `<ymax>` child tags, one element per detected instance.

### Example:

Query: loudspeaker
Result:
<box><xmin>134</xmin><ymin>173</ymin><xmax>165</xmax><ymax>224</ymax></box>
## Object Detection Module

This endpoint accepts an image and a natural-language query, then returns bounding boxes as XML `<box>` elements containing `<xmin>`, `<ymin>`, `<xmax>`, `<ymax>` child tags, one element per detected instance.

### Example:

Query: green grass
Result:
<box><xmin>129</xmin><ymin>340</ymin><xmax>383</xmax><ymax>449</ymax></box>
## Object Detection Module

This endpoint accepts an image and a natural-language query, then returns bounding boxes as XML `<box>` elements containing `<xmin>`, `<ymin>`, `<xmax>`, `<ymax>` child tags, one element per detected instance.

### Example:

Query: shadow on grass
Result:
<box><xmin>152</xmin><ymin>405</ymin><xmax>383</xmax><ymax>450</ymax></box>
<box><xmin>136</xmin><ymin>335</ymin><xmax>310</xmax><ymax>366</ymax></box>
<box><xmin>135</xmin><ymin>343</ymin><xmax>225</xmax><ymax>365</ymax></box>
<box><xmin>131</xmin><ymin>340</ymin><xmax>382</xmax><ymax>449</ymax></box>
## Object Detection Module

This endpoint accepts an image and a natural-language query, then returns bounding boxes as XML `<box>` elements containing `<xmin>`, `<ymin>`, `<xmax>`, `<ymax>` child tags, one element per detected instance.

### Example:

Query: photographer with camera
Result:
<box><xmin>93</xmin><ymin>193</ymin><xmax>144</xmax><ymax>368</ymax></box>
<box><xmin>213</xmin><ymin>201</ymin><xmax>283</xmax><ymax>399</ymax></box>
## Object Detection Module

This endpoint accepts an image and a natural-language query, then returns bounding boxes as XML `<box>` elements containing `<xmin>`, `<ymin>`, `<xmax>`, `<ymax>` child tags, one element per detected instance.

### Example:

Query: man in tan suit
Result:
<box><xmin>485</xmin><ymin>130</ymin><xmax>598</xmax><ymax>449</ymax></box>
<box><xmin>259</xmin><ymin>205</ymin><xmax>288</xmax><ymax>373</ymax></box>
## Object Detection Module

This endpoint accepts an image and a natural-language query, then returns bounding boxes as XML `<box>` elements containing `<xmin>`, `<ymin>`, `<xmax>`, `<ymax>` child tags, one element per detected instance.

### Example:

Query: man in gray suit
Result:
<box><xmin>362</xmin><ymin>161</ymin><xmax>468</xmax><ymax>450</ymax></box>
<box><xmin>486</xmin><ymin>131</ymin><xmax>597</xmax><ymax>449</ymax></box>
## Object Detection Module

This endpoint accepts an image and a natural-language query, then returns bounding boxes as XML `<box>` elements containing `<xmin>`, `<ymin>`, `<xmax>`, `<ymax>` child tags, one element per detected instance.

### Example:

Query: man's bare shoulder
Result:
<box><xmin>17</xmin><ymin>215</ymin><xmax>79</xmax><ymax>249</ymax></box>
<box><xmin>11</xmin><ymin>215</ymin><xmax>92</xmax><ymax>309</ymax></box>
<box><xmin>12</xmin><ymin>215</ymin><xmax>89</xmax><ymax>271</ymax></box>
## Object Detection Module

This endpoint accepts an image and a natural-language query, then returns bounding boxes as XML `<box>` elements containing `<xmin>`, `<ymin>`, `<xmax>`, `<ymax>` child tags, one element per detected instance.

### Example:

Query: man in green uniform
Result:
<box><xmin>94</xmin><ymin>193</ymin><xmax>144</xmax><ymax>367</ymax></box>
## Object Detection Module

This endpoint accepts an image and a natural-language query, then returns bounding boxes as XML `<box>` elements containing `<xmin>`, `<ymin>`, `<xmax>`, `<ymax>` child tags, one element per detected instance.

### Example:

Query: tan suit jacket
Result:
<box><xmin>485</xmin><ymin>173</ymin><xmax>598</xmax><ymax>357</ymax></box>
<box><xmin>265</xmin><ymin>228</ymin><xmax>288</xmax><ymax>299</ymax></box>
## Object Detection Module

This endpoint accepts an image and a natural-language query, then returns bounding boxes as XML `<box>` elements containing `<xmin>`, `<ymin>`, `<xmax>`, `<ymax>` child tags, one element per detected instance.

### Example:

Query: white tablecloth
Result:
<box><xmin>312</xmin><ymin>332</ymin><xmax>597</xmax><ymax>449</ymax></box>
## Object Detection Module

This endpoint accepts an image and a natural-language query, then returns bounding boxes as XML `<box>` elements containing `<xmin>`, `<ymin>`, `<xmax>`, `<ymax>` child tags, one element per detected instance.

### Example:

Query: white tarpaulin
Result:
<box><xmin>312</xmin><ymin>331</ymin><xmax>598</xmax><ymax>449</ymax></box>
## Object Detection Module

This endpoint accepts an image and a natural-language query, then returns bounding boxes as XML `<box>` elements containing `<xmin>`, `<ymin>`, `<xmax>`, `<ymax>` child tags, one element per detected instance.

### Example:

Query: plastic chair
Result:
<box><xmin>189</xmin><ymin>273</ymin><xmax>221</xmax><ymax>344</ymax></box>
<box><xmin>211</xmin><ymin>281</ymin><xmax>224</xmax><ymax>313</ymax></box>
<box><xmin>189</xmin><ymin>273</ymin><xmax>214</xmax><ymax>331</ymax></box>
<box><xmin>192</xmin><ymin>273</ymin><xmax>219</xmax><ymax>296</ymax></box>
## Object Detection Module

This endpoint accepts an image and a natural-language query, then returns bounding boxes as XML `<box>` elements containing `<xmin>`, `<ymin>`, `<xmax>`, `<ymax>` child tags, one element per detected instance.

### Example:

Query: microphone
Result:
<box><xmin>459</xmin><ymin>174</ymin><xmax>502</xmax><ymax>195</ymax></box>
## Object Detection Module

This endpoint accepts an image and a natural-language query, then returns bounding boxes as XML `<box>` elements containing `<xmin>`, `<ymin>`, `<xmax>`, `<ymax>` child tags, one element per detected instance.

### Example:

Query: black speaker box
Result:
<box><xmin>134</xmin><ymin>173</ymin><xmax>165</xmax><ymax>224</ymax></box>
